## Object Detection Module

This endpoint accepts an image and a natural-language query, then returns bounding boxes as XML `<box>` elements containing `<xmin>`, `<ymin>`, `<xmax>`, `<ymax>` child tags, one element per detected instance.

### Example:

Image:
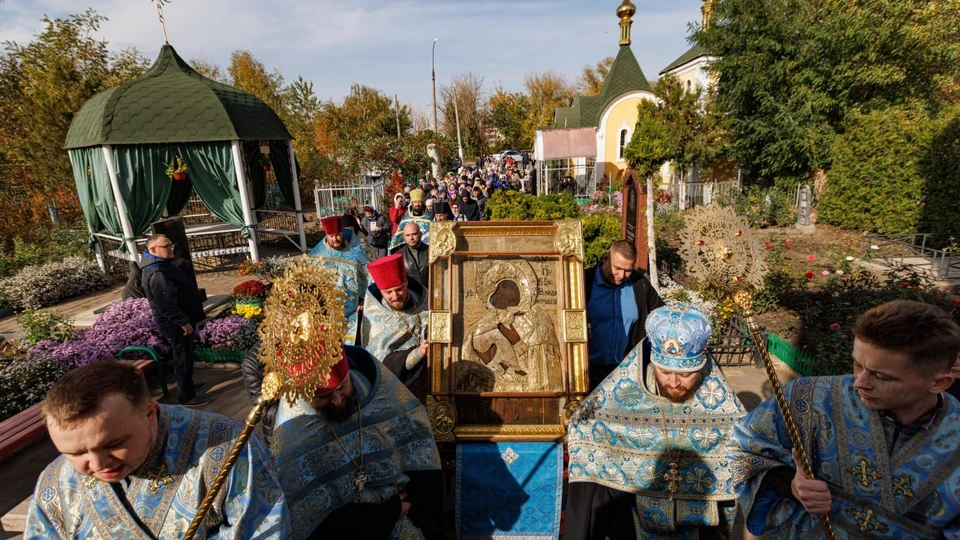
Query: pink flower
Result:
<box><xmin>841</xmin><ymin>334</ymin><xmax>849</xmax><ymax>340</ymax></box>
<box><xmin>830</xmin><ymin>323</ymin><xmax>841</xmax><ymax>331</ymax></box>
<box><xmin>835</xmin><ymin>270</ymin><xmax>844</xmax><ymax>275</ymax></box>
<box><xmin>822</xmin><ymin>270</ymin><xmax>830</xmax><ymax>276</ymax></box>
<box><xmin>808</xmin><ymin>255</ymin><xmax>816</xmax><ymax>262</ymax></box>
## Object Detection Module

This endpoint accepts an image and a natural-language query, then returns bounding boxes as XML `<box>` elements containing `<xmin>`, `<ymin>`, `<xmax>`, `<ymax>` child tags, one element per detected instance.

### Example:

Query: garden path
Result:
<box><xmin>0</xmin><ymin>361</ymin><xmax>795</xmax><ymax>538</ymax></box>
<box><xmin>0</xmin><ymin>273</ymin><xmax>252</xmax><ymax>337</ymax></box>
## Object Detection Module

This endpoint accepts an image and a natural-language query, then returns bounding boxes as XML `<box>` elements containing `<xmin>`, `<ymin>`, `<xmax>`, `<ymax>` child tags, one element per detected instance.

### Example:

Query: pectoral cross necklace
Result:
<box><xmin>659</xmin><ymin>400</ymin><xmax>682</xmax><ymax>500</ymax></box>
<box><xmin>330</xmin><ymin>392</ymin><xmax>368</xmax><ymax>498</ymax></box>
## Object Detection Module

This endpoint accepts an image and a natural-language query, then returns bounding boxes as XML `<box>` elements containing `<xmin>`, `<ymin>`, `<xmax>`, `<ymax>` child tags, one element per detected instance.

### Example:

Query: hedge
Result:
<box><xmin>819</xmin><ymin>105</ymin><xmax>960</xmax><ymax>237</ymax></box>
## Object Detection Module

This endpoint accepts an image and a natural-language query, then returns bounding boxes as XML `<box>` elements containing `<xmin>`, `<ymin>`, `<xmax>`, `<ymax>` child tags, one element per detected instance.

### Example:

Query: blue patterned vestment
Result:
<box><xmin>25</xmin><ymin>405</ymin><xmax>289</xmax><ymax>539</ymax></box>
<box><xmin>272</xmin><ymin>346</ymin><xmax>441</xmax><ymax>540</ymax></box>
<box><xmin>307</xmin><ymin>229</ymin><xmax>370</xmax><ymax>344</ymax></box>
<box><xmin>388</xmin><ymin>210</ymin><xmax>433</xmax><ymax>250</ymax></box>
<box><xmin>359</xmin><ymin>279</ymin><xmax>428</xmax><ymax>364</ymax></box>
<box><xmin>728</xmin><ymin>375</ymin><xmax>960</xmax><ymax>539</ymax></box>
<box><xmin>567</xmin><ymin>341</ymin><xmax>746</xmax><ymax>539</ymax></box>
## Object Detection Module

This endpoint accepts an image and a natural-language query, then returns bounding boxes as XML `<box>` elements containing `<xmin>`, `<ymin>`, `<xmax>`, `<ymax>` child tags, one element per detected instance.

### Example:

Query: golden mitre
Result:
<box><xmin>257</xmin><ymin>257</ymin><xmax>347</xmax><ymax>405</ymax></box>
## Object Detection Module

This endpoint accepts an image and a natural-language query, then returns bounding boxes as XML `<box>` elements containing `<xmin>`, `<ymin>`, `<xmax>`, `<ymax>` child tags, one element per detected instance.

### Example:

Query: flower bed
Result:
<box><xmin>197</xmin><ymin>315</ymin><xmax>258</xmax><ymax>354</ymax></box>
<box><xmin>0</xmin><ymin>256</ymin><xmax>109</xmax><ymax>310</ymax></box>
<box><xmin>28</xmin><ymin>298</ymin><xmax>169</xmax><ymax>368</ymax></box>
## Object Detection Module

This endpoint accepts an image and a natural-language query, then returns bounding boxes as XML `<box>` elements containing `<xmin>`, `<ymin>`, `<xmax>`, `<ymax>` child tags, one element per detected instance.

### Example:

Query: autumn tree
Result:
<box><xmin>439</xmin><ymin>73</ymin><xmax>489</xmax><ymax>160</ymax></box>
<box><xmin>489</xmin><ymin>86</ymin><xmax>531</xmax><ymax>151</ymax></box>
<box><xmin>522</xmin><ymin>70</ymin><xmax>575</xmax><ymax>147</ymax></box>
<box><xmin>577</xmin><ymin>56</ymin><xmax>614</xmax><ymax>96</ymax></box>
<box><xmin>0</xmin><ymin>10</ymin><xmax>148</xmax><ymax>189</ymax></box>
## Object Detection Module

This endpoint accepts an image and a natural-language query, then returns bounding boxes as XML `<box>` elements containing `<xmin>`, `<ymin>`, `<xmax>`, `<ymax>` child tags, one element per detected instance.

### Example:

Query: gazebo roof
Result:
<box><xmin>65</xmin><ymin>45</ymin><xmax>291</xmax><ymax>149</ymax></box>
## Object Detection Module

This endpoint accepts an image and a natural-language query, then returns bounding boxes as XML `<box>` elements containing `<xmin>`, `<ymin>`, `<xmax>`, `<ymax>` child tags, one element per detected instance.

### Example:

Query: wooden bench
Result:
<box><xmin>0</xmin><ymin>350</ymin><xmax>167</xmax><ymax>461</ymax></box>
<box><xmin>0</xmin><ymin>402</ymin><xmax>46</xmax><ymax>461</ymax></box>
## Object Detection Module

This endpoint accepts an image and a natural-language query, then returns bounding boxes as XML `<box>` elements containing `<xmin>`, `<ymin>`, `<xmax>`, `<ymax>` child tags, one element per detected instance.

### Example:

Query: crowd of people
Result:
<box><xmin>21</xmin><ymin>222</ymin><xmax>960</xmax><ymax>539</ymax></box>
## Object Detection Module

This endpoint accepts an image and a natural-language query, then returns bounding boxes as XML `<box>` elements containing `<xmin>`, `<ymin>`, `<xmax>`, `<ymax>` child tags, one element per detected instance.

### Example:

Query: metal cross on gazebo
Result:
<box><xmin>152</xmin><ymin>0</ymin><xmax>172</xmax><ymax>44</ymax></box>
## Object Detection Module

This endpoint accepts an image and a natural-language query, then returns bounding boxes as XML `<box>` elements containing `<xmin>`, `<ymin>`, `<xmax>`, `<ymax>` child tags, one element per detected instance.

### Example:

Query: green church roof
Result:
<box><xmin>660</xmin><ymin>44</ymin><xmax>708</xmax><ymax>75</ymax></box>
<box><xmin>552</xmin><ymin>45</ymin><xmax>652</xmax><ymax>129</ymax></box>
<box><xmin>65</xmin><ymin>45</ymin><xmax>291</xmax><ymax>149</ymax></box>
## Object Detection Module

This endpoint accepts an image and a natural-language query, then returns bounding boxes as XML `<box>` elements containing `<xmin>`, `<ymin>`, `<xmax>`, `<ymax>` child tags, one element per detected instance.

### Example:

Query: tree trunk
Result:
<box><xmin>646</xmin><ymin>173</ymin><xmax>659</xmax><ymax>289</ymax></box>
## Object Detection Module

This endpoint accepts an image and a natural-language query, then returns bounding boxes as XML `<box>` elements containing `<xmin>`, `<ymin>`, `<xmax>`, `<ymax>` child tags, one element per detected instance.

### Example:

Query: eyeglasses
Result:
<box><xmin>156</xmin><ymin>244</ymin><xmax>174</xmax><ymax>250</ymax></box>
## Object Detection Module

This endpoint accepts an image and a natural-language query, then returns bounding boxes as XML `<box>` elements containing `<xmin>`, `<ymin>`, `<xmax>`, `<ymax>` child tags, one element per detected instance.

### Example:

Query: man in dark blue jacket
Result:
<box><xmin>583</xmin><ymin>240</ymin><xmax>663</xmax><ymax>391</ymax></box>
<box><xmin>140</xmin><ymin>234</ymin><xmax>210</xmax><ymax>406</ymax></box>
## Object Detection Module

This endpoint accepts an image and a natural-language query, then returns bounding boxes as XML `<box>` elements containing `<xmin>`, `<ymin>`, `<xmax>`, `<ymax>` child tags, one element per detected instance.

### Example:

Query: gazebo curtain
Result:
<box><xmin>176</xmin><ymin>142</ymin><xmax>249</xmax><ymax>235</ymax></box>
<box><xmin>243</xmin><ymin>140</ymin><xmax>267</xmax><ymax>209</ymax></box>
<box><xmin>67</xmin><ymin>148</ymin><xmax>121</xmax><ymax>237</ymax></box>
<box><xmin>68</xmin><ymin>140</ymin><xmax>294</xmax><ymax>242</ymax></box>
<box><xmin>111</xmin><ymin>145</ymin><xmax>173</xmax><ymax>235</ymax></box>
<box><xmin>269</xmin><ymin>140</ymin><xmax>299</xmax><ymax>206</ymax></box>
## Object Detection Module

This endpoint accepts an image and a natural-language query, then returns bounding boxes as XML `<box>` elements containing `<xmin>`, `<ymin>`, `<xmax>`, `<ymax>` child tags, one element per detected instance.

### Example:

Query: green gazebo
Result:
<box><xmin>64</xmin><ymin>44</ymin><xmax>307</xmax><ymax>265</ymax></box>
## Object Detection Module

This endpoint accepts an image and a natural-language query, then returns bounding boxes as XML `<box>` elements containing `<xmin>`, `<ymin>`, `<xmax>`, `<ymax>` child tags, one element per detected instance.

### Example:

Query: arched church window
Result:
<box><xmin>619</xmin><ymin>128</ymin><xmax>628</xmax><ymax>160</ymax></box>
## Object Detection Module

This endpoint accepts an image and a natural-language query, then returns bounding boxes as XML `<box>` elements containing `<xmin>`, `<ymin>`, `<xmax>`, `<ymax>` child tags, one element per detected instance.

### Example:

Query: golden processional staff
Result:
<box><xmin>677</xmin><ymin>204</ymin><xmax>837</xmax><ymax>540</ymax></box>
<box><xmin>183</xmin><ymin>259</ymin><xmax>346</xmax><ymax>540</ymax></box>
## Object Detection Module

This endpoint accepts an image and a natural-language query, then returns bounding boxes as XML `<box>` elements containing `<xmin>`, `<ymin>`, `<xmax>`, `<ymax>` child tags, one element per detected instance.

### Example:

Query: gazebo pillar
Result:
<box><xmin>231</xmin><ymin>140</ymin><xmax>260</xmax><ymax>262</ymax></box>
<box><xmin>101</xmin><ymin>145</ymin><xmax>140</xmax><ymax>259</ymax></box>
<box><xmin>288</xmin><ymin>140</ymin><xmax>307</xmax><ymax>252</ymax></box>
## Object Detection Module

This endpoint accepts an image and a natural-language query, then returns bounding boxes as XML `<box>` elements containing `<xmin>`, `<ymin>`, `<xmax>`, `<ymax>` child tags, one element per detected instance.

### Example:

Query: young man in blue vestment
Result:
<box><xmin>728</xmin><ymin>300</ymin><xmax>960</xmax><ymax>539</ymax></box>
<box><xmin>25</xmin><ymin>361</ymin><xmax>289</xmax><ymax>539</ymax></box>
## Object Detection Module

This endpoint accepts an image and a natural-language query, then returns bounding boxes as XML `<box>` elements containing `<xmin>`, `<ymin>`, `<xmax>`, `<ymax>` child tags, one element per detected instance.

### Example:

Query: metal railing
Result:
<box><xmin>663</xmin><ymin>180</ymin><xmax>741</xmax><ymax>210</ymax></box>
<box><xmin>314</xmin><ymin>181</ymin><xmax>385</xmax><ymax>218</ymax></box>
<box><xmin>707</xmin><ymin>316</ymin><xmax>763</xmax><ymax>368</ymax></box>
<box><xmin>255</xmin><ymin>209</ymin><xmax>302</xmax><ymax>251</ymax></box>
<box><xmin>863</xmin><ymin>233</ymin><xmax>959</xmax><ymax>279</ymax></box>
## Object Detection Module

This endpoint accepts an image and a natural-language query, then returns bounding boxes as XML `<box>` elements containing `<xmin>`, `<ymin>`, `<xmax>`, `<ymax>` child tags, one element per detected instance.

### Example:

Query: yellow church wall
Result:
<box><xmin>598</xmin><ymin>93</ymin><xmax>654</xmax><ymax>185</ymax></box>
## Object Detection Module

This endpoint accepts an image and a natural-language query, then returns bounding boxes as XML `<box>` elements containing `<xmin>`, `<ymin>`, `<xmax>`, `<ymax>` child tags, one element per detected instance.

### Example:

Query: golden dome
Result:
<box><xmin>617</xmin><ymin>0</ymin><xmax>636</xmax><ymax>19</ymax></box>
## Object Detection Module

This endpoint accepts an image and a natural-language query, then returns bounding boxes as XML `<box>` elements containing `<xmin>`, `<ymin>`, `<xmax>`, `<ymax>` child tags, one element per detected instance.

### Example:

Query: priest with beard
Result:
<box><xmin>358</xmin><ymin>253</ymin><xmax>429</xmax><ymax>401</ymax></box>
<box><xmin>388</xmin><ymin>188</ymin><xmax>433</xmax><ymax>250</ymax></box>
<box><xmin>307</xmin><ymin>216</ymin><xmax>370</xmax><ymax>344</ymax></box>
<box><xmin>564</xmin><ymin>304</ymin><xmax>746</xmax><ymax>540</ymax></box>
<box><xmin>272</xmin><ymin>340</ymin><xmax>442</xmax><ymax>540</ymax></box>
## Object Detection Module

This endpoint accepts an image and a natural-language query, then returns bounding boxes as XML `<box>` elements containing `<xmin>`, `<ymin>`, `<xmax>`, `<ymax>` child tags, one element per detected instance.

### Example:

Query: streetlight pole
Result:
<box><xmin>431</xmin><ymin>38</ymin><xmax>438</xmax><ymax>133</ymax></box>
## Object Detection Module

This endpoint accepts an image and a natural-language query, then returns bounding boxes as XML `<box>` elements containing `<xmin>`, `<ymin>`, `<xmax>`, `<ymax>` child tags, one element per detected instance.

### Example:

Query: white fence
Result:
<box><xmin>314</xmin><ymin>181</ymin><xmax>385</xmax><ymax>218</ymax></box>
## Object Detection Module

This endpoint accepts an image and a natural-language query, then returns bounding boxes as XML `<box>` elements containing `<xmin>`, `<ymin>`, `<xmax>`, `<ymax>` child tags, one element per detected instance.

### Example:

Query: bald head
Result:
<box><xmin>403</xmin><ymin>223</ymin><xmax>422</xmax><ymax>248</ymax></box>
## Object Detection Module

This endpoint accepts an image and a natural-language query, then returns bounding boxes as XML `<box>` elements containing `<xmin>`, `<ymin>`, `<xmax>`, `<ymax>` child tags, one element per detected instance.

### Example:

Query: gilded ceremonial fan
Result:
<box><xmin>678</xmin><ymin>204</ymin><xmax>837</xmax><ymax>539</ymax></box>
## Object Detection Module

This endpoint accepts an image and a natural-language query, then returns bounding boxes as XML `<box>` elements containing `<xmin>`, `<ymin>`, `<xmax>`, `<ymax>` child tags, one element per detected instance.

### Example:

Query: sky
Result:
<box><xmin>0</xmin><ymin>0</ymin><xmax>705</xmax><ymax>116</ymax></box>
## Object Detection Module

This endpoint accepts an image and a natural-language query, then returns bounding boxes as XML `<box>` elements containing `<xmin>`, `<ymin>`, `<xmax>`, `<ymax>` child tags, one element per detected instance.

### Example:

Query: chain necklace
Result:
<box><xmin>330</xmin><ymin>392</ymin><xmax>367</xmax><ymax>498</ymax></box>
<box><xmin>390</xmin><ymin>295</ymin><xmax>423</xmax><ymax>342</ymax></box>
<box><xmin>658</xmin><ymin>395</ymin><xmax>683</xmax><ymax>500</ymax></box>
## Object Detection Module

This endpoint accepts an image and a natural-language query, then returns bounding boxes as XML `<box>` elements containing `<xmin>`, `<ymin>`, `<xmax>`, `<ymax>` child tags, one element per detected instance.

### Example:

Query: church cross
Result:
<box><xmin>847</xmin><ymin>459</ymin><xmax>880</xmax><ymax>488</ymax></box>
<box><xmin>153</xmin><ymin>0</ymin><xmax>172</xmax><ymax>44</ymax></box>
<box><xmin>147</xmin><ymin>464</ymin><xmax>174</xmax><ymax>492</ymax></box>
<box><xmin>851</xmin><ymin>509</ymin><xmax>888</xmax><ymax>533</ymax></box>
<box><xmin>84</xmin><ymin>476</ymin><xmax>98</xmax><ymax>488</ymax></box>
<box><xmin>893</xmin><ymin>476</ymin><xmax>914</xmax><ymax>498</ymax></box>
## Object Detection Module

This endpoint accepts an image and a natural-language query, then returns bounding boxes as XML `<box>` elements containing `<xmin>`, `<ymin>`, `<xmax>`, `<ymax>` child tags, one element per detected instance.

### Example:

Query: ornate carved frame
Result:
<box><xmin>426</xmin><ymin>220</ymin><xmax>588</xmax><ymax>441</ymax></box>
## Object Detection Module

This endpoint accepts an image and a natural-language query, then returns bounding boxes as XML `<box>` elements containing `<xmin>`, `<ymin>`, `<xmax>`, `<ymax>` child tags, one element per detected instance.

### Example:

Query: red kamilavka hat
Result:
<box><xmin>367</xmin><ymin>253</ymin><xmax>407</xmax><ymax>290</ymax></box>
<box><xmin>320</xmin><ymin>216</ymin><xmax>343</xmax><ymax>235</ymax></box>
<box><xmin>314</xmin><ymin>350</ymin><xmax>350</xmax><ymax>393</ymax></box>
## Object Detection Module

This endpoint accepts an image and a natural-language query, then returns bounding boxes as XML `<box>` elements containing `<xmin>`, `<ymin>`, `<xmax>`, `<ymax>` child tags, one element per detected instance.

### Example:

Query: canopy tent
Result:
<box><xmin>64</xmin><ymin>44</ymin><xmax>307</xmax><ymax>264</ymax></box>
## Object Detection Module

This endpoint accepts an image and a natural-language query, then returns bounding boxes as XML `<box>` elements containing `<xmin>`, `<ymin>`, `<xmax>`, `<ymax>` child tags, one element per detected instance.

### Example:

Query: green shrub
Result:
<box><xmin>486</xmin><ymin>191</ymin><xmax>580</xmax><ymax>221</ymax></box>
<box><xmin>581</xmin><ymin>213</ymin><xmax>622</xmax><ymax>268</ymax></box>
<box><xmin>920</xmin><ymin>106</ymin><xmax>960</xmax><ymax>237</ymax></box>
<box><xmin>716</xmin><ymin>185</ymin><xmax>797</xmax><ymax>228</ymax></box>
<box><xmin>818</xmin><ymin>106</ymin><xmax>933</xmax><ymax>233</ymax></box>
<box><xmin>16</xmin><ymin>309</ymin><xmax>75</xmax><ymax>347</ymax></box>
<box><xmin>0</xmin><ymin>256</ymin><xmax>108</xmax><ymax>310</ymax></box>
<box><xmin>0</xmin><ymin>353</ymin><xmax>71</xmax><ymax>422</ymax></box>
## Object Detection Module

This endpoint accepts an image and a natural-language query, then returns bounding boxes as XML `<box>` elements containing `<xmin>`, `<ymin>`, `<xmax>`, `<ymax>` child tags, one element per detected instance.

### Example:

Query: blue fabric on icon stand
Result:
<box><xmin>456</xmin><ymin>442</ymin><xmax>563</xmax><ymax>540</ymax></box>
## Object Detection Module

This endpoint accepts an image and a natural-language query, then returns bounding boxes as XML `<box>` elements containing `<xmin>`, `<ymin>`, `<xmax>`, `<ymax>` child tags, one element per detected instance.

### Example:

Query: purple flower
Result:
<box><xmin>197</xmin><ymin>316</ymin><xmax>258</xmax><ymax>351</ymax></box>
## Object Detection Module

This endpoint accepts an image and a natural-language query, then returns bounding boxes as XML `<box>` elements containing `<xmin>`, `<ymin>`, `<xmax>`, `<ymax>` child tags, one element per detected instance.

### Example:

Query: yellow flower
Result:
<box><xmin>233</xmin><ymin>304</ymin><xmax>262</xmax><ymax>319</ymax></box>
